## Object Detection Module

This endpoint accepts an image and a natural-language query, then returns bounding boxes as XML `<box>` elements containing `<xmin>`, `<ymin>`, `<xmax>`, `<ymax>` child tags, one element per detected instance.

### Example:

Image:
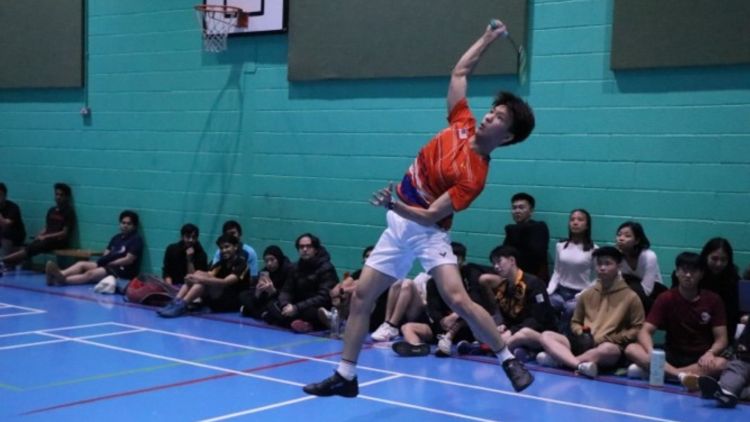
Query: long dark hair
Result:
<box><xmin>563</xmin><ymin>208</ymin><xmax>594</xmax><ymax>251</ymax></box>
<box><xmin>617</xmin><ymin>221</ymin><xmax>650</xmax><ymax>256</ymax></box>
<box><xmin>700</xmin><ymin>237</ymin><xmax>739</xmax><ymax>281</ymax></box>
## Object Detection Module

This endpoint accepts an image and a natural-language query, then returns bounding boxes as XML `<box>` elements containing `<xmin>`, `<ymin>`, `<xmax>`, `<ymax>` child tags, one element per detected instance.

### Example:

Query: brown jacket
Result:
<box><xmin>571</xmin><ymin>275</ymin><xmax>645</xmax><ymax>346</ymax></box>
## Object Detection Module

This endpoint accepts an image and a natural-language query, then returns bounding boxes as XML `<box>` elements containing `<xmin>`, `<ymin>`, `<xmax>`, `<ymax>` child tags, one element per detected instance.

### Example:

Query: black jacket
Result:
<box><xmin>279</xmin><ymin>246</ymin><xmax>338</xmax><ymax>313</ymax></box>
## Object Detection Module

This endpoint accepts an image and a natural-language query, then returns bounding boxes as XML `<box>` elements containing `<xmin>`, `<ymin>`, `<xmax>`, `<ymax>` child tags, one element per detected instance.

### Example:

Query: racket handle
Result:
<box><xmin>489</xmin><ymin>19</ymin><xmax>509</xmax><ymax>37</ymax></box>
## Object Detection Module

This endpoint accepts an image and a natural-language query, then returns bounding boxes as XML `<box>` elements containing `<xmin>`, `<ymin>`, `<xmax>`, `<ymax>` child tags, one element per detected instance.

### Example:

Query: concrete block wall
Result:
<box><xmin>1</xmin><ymin>0</ymin><xmax>749</xmax><ymax>278</ymax></box>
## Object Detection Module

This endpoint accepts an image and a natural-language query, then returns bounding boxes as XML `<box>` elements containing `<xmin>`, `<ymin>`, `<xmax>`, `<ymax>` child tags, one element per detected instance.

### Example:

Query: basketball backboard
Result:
<box><xmin>202</xmin><ymin>0</ymin><xmax>287</xmax><ymax>35</ymax></box>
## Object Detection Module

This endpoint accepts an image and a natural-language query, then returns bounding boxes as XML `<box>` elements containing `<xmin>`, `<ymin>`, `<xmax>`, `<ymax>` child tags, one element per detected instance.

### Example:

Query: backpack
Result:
<box><xmin>124</xmin><ymin>274</ymin><xmax>178</xmax><ymax>306</ymax></box>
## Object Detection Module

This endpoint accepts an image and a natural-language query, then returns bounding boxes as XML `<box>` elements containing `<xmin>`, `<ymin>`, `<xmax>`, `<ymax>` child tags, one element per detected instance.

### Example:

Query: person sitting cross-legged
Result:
<box><xmin>263</xmin><ymin>233</ymin><xmax>339</xmax><ymax>333</ymax></box>
<box><xmin>480</xmin><ymin>245</ymin><xmax>558</xmax><ymax>361</ymax></box>
<box><xmin>699</xmin><ymin>316</ymin><xmax>750</xmax><ymax>408</ymax></box>
<box><xmin>158</xmin><ymin>233</ymin><xmax>249</xmax><ymax>318</ymax></box>
<box><xmin>239</xmin><ymin>245</ymin><xmax>292</xmax><ymax>319</ymax></box>
<box><xmin>536</xmin><ymin>246</ymin><xmax>644</xmax><ymax>378</ymax></box>
<box><xmin>624</xmin><ymin>252</ymin><xmax>728</xmax><ymax>391</ymax></box>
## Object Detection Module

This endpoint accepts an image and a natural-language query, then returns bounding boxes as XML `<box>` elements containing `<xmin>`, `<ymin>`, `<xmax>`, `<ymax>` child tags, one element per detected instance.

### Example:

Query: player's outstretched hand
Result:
<box><xmin>487</xmin><ymin>18</ymin><xmax>508</xmax><ymax>38</ymax></box>
<box><xmin>370</xmin><ymin>182</ymin><xmax>394</xmax><ymax>209</ymax></box>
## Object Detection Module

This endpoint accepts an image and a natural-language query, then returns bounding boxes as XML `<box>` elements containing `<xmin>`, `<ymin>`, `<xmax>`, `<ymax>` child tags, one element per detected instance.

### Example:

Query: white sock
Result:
<box><xmin>677</xmin><ymin>372</ymin><xmax>687</xmax><ymax>382</ymax></box>
<box><xmin>496</xmin><ymin>347</ymin><xmax>514</xmax><ymax>363</ymax></box>
<box><xmin>337</xmin><ymin>360</ymin><xmax>357</xmax><ymax>380</ymax></box>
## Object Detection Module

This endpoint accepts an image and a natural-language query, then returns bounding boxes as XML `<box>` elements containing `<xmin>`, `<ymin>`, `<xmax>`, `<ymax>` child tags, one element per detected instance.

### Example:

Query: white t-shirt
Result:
<box><xmin>547</xmin><ymin>241</ymin><xmax>597</xmax><ymax>295</ymax></box>
<box><xmin>619</xmin><ymin>249</ymin><xmax>662</xmax><ymax>295</ymax></box>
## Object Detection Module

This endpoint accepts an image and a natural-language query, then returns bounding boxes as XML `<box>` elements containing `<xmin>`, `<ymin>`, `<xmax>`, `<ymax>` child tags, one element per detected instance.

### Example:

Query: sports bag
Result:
<box><xmin>124</xmin><ymin>274</ymin><xmax>178</xmax><ymax>306</ymax></box>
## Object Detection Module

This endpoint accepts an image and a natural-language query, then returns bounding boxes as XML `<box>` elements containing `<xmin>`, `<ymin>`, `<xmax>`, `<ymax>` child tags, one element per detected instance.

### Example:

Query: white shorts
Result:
<box><xmin>365</xmin><ymin>210</ymin><xmax>457</xmax><ymax>280</ymax></box>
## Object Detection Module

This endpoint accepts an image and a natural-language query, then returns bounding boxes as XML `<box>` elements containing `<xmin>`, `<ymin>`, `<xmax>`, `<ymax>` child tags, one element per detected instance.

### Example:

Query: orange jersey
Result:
<box><xmin>397</xmin><ymin>99</ymin><xmax>490</xmax><ymax>230</ymax></box>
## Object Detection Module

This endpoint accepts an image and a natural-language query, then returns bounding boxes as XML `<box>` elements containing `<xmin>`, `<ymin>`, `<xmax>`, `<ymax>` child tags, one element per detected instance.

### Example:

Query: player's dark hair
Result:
<box><xmin>54</xmin><ymin>183</ymin><xmax>72</xmax><ymax>197</ymax></box>
<box><xmin>0</xmin><ymin>183</ymin><xmax>6</xmax><ymax>195</ymax></box>
<box><xmin>592</xmin><ymin>246</ymin><xmax>623</xmax><ymax>263</ymax></box>
<box><xmin>562</xmin><ymin>208</ymin><xmax>594</xmax><ymax>252</ymax></box>
<box><xmin>180</xmin><ymin>223</ymin><xmax>199</xmax><ymax>237</ymax></box>
<box><xmin>617</xmin><ymin>221</ymin><xmax>651</xmax><ymax>255</ymax></box>
<box><xmin>493</xmin><ymin>91</ymin><xmax>535</xmax><ymax>145</ymax></box>
<box><xmin>222</xmin><ymin>220</ymin><xmax>242</xmax><ymax>236</ymax></box>
<box><xmin>119</xmin><ymin>210</ymin><xmax>139</xmax><ymax>228</ymax></box>
<box><xmin>511</xmin><ymin>192</ymin><xmax>535</xmax><ymax>209</ymax></box>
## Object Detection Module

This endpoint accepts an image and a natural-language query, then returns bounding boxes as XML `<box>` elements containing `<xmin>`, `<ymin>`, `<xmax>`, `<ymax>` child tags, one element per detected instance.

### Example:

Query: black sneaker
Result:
<box><xmin>303</xmin><ymin>371</ymin><xmax>358</xmax><ymax>398</ymax></box>
<box><xmin>698</xmin><ymin>376</ymin><xmax>738</xmax><ymax>408</ymax></box>
<box><xmin>502</xmin><ymin>358</ymin><xmax>534</xmax><ymax>392</ymax></box>
<box><xmin>392</xmin><ymin>341</ymin><xmax>430</xmax><ymax>357</ymax></box>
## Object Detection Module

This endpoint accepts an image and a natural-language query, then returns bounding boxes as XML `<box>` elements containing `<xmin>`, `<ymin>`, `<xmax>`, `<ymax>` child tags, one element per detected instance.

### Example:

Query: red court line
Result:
<box><xmin>21</xmin><ymin>349</ymin><xmax>348</xmax><ymax>416</ymax></box>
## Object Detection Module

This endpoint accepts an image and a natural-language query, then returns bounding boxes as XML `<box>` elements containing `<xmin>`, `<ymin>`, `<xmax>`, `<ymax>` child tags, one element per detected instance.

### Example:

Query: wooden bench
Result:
<box><xmin>52</xmin><ymin>249</ymin><xmax>103</xmax><ymax>259</ymax></box>
<box><xmin>29</xmin><ymin>249</ymin><xmax>103</xmax><ymax>272</ymax></box>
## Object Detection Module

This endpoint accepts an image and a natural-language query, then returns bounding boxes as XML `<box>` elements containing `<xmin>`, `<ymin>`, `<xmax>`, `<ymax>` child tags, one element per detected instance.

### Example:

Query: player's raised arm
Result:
<box><xmin>447</xmin><ymin>19</ymin><xmax>507</xmax><ymax>113</ymax></box>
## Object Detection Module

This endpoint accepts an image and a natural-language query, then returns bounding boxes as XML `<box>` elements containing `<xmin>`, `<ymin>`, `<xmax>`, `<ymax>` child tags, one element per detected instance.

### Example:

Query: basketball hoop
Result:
<box><xmin>194</xmin><ymin>4</ymin><xmax>249</xmax><ymax>53</ymax></box>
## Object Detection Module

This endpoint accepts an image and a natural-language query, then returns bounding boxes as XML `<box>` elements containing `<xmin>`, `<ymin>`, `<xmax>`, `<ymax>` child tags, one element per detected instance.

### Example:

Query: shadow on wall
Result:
<box><xmin>181</xmin><ymin>62</ymin><xmax>245</xmax><ymax>236</ymax></box>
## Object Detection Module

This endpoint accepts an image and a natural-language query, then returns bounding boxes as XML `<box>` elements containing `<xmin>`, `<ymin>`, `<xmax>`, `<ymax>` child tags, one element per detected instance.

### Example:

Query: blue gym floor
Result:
<box><xmin>1</xmin><ymin>271</ymin><xmax>747</xmax><ymax>421</ymax></box>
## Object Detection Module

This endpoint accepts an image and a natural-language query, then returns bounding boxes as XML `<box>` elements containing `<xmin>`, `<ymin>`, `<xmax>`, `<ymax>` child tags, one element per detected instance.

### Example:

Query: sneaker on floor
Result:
<box><xmin>45</xmin><ymin>261</ymin><xmax>63</xmax><ymax>286</ymax></box>
<box><xmin>435</xmin><ymin>334</ymin><xmax>452</xmax><ymax>357</ymax></box>
<box><xmin>291</xmin><ymin>319</ymin><xmax>314</xmax><ymax>333</ymax></box>
<box><xmin>627</xmin><ymin>363</ymin><xmax>646</xmax><ymax>379</ymax></box>
<box><xmin>317</xmin><ymin>307</ymin><xmax>332</xmax><ymax>329</ymax></box>
<box><xmin>303</xmin><ymin>371</ymin><xmax>358</xmax><ymax>398</ymax></box>
<box><xmin>577</xmin><ymin>361</ymin><xmax>598</xmax><ymax>378</ymax></box>
<box><xmin>371</xmin><ymin>322</ymin><xmax>399</xmax><ymax>342</ymax></box>
<box><xmin>392</xmin><ymin>341</ymin><xmax>430</xmax><ymax>357</ymax></box>
<box><xmin>502</xmin><ymin>358</ymin><xmax>534</xmax><ymax>392</ymax></box>
<box><xmin>679</xmin><ymin>372</ymin><xmax>700</xmax><ymax>392</ymax></box>
<box><xmin>698</xmin><ymin>376</ymin><xmax>738</xmax><ymax>407</ymax></box>
<box><xmin>456</xmin><ymin>340</ymin><xmax>477</xmax><ymax>355</ymax></box>
<box><xmin>535</xmin><ymin>351</ymin><xmax>559</xmax><ymax>368</ymax></box>
<box><xmin>157</xmin><ymin>299</ymin><xmax>188</xmax><ymax>318</ymax></box>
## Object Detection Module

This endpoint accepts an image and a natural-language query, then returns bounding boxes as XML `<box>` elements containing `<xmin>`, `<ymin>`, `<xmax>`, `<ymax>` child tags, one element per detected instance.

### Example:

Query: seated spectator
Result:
<box><xmin>158</xmin><ymin>233</ymin><xmax>249</xmax><ymax>318</ymax></box>
<box><xmin>616</xmin><ymin>221</ymin><xmax>666</xmax><ymax>312</ymax></box>
<box><xmin>392</xmin><ymin>242</ymin><xmax>489</xmax><ymax>357</ymax></box>
<box><xmin>625</xmin><ymin>252</ymin><xmax>728</xmax><ymax>391</ymax></box>
<box><xmin>210</xmin><ymin>220</ymin><xmax>259</xmax><ymax>278</ymax></box>
<box><xmin>45</xmin><ymin>210</ymin><xmax>143</xmax><ymax>286</ymax></box>
<box><xmin>239</xmin><ymin>245</ymin><xmax>292</xmax><ymax>319</ymax></box>
<box><xmin>536</xmin><ymin>246</ymin><xmax>644</xmax><ymax>378</ymax></box>
<box><xmin>264</xmin><ymin>233</ymin><xmax>338</xmax><ymax>333</ymax></box>
<box><xmin>318</xmin><ymin>246</ymin><xmax>389</xmax><ymax>332</ymax></box>
<box><xmin>0</xmin><ymin>183</ymin><xmax>26</xmax><ymax>263</ymax></box>
<box><xmin>699</xmin><ymin>316</ymin><xmax>750</xmax><ymax>408</ymax></box>
<box><xmin>370</xmin><ymin>272</ymin><xmax>430</xmax><ymax>342</ymax></box>
<box><xmin>481</xmin><ymin>245</ymin><xmax>557</xmax><ymax>360</ymax></box>
<box><xmin>162</xmin><ymin>223</ymin><xmax>208</xmax><ymax>286</ymax></box>
<box><xmin>2</xmin><ymin>183</ymin><xmax>75</xmax><ymax>269</ymax></box>
<box><xmin>501</xmin><ymin>192</ymin><xmax>550</xmax><ymax>282</ymax></box>
<box><xmin>547</xmin><ymin>209</ymin><xmax>597</xmax><ymax>333</ymax></box>
<box><xmin>699</xmin><ymin>238</ymin><xmax>741</xmax><ymax>339</ymax></box>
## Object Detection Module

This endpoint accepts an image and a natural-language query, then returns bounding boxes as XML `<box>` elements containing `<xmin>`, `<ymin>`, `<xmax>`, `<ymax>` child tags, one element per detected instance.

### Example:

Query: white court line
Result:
<box><xmin>360</xmin><ymin>395</ymin><xmax>498</xmax><ymax>422</ymax></box>
<box><xmin>0</xmin><ymin>302</ymin><xmax>46</xmax><ymax>318</ymax></box>
<box><xmin>198</xmin><ymin>396</ymin><xmax>317</xmax><ymax>422</ymax></box>
<box><xmin>0</xmin><ymin>322</ymin><xmax>116</xmax><ymax>338</ymax></box>
<box><xmin>35</xmin><ymin>329</ymin><xmax>493</xmax><ymax>422</ymax></box>
<box><xmin>38</xmin><ymin>331</ymin><xmax>307</xmax><ymax>388</ymax></box>
<box><xmin>0</xmin><ymin>328</ymin><xmax>145</xmax><ymax>351</ymax></box>
<box><xmin>0</xmin><ymin>310</ymin><xmax>46</xmax><ymax>318</ymax></box>
<box><xmin>109</xmin><ymin>322</ymin><xmax>679</xmax><ymax>422</ymax></box>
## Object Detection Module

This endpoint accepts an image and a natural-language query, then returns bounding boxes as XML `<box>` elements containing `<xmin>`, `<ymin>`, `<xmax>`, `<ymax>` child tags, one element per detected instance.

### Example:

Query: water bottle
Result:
<box><xmin>649</xmin><ymin>348</ymin><xmax>665</xmax><ymax>386</ymax></box>
<box><xmin>330</xmin><ymin>308</ymin><xmax>340</xmax><ymax>339</ymax></box>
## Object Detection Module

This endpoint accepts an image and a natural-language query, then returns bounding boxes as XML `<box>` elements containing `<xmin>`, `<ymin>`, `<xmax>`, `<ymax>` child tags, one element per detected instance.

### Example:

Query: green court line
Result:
<box><xmin>0</xmin><ymin>383</ymin><xmax>24</xmax><ymax>392</ymax></box>
<box><xmin>14</xmin><ymin>335</ymin><xmax>328</xmax><ymax>392</ymax></box>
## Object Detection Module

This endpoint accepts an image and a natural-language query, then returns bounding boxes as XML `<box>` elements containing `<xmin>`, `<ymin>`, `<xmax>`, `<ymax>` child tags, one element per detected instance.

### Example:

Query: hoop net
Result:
<box><xmin>194</xmin><ymin>5</ymin><xmax>248</xmax><ymax>53</ymax></box>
